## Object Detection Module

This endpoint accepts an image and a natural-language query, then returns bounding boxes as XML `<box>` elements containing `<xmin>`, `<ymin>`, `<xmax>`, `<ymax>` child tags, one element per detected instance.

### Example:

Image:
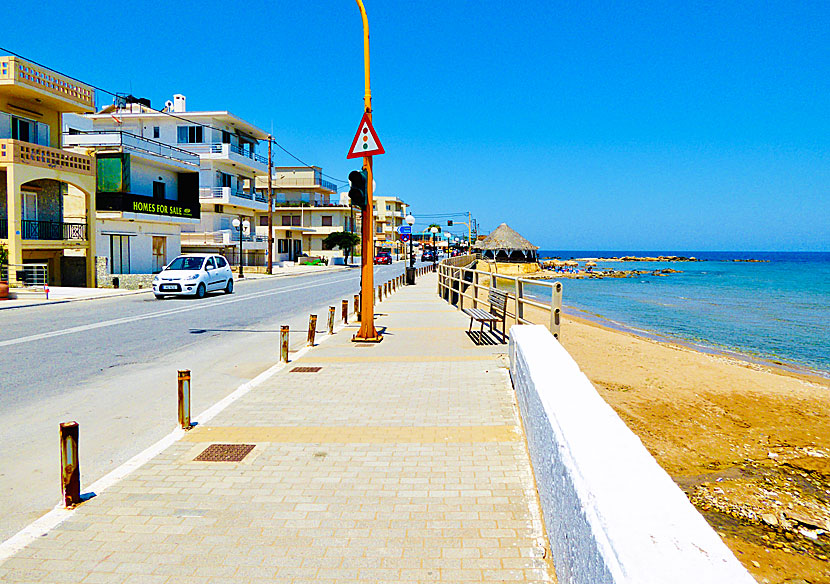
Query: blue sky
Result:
<box><xmin>5</xmin><ymin>1</ymin><xmax>828</xmax><ymax>250</ymax></box>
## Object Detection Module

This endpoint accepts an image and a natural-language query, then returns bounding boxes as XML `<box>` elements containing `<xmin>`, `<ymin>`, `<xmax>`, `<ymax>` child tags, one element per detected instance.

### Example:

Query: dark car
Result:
<box><xmin>421</xmin><ymin>250</ymin><xmax>436</xmax><ymax>262</ymax></box>
<box><xmin>374</xmin><ymin>251</ymin><xmax>392</xmax><ymax>265</ymax></box>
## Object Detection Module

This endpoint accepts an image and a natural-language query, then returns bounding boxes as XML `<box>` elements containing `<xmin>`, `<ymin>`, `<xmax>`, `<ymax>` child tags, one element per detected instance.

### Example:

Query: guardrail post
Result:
<box><xmin>551</xmin><ymin>281</ymin><xmax>563</xmax><ymax>340</ymax></box>
<box><xmin>60</xmin><ymin>422</ymin><xmax>81</xmax><ymax>507</ymax></box>
<box><xmin>328</xmin><ymin>306</ymin><xmax>336</xmax><ymax>334</ymax></box>
<box><xmin>341</xmin><ymin>300</ymin><xmax>348</xmax><ymax>324</ymax></box>
<box><xmin>517</xmin><ymin>280</ymin><xmax>524</xmax><ymax>324</ymax></box>
<box><xmin>307</xmin><ymin>314</ymin><xmax>317</xmax><ymax>346</ymax></box>
<box><xmin>177</xmin><ymin>370</ymin><xmax>192</xmax><ymax>429</ymax></box>
<box><xmin>280</xmin><ymin>325</ymin><xmax>289</xmax><ymax>362</ymax></box>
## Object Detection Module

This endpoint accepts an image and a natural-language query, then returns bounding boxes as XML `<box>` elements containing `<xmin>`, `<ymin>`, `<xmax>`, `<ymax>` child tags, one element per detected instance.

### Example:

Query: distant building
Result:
<box><xmin>372</xmin><ymin>195</ymin><xmax>408</xmax><ymax>255</ymax></box>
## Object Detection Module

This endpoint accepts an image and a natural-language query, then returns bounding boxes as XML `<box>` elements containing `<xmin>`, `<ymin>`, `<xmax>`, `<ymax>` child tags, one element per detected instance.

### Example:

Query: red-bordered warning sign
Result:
<box><xmin>347</xmin><ymin>112</ymin><xmax>385</xmax><ymax>159</ymax></box>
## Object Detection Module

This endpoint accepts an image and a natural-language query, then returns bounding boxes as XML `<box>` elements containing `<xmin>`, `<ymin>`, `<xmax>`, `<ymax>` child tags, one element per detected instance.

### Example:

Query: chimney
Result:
<box><xmin>173</xmin><ymin>94</ymin><xmax>186</xmax><ymax>113</ymax></box>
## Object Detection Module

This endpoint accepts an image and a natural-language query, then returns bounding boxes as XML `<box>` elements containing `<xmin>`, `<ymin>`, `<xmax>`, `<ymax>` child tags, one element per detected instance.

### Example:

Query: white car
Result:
<box><xmin>153</xmin><ymin>254</ymin><xmax>234</xmax><ymax>299</ymax></box>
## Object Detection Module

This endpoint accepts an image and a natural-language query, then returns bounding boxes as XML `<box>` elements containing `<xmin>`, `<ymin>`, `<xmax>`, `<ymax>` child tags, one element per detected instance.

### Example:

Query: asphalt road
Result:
<box><xmin>0</xmin><ymin>261</ymin><xmax>420</xmax><ymax>541</ymax></box>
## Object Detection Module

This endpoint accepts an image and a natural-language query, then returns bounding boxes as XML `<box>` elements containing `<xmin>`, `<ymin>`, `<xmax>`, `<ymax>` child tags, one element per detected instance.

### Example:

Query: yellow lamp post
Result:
<box><xmin>353</xmin><ymin>0</ymin><xmax>382</xmax><ymax>342</ymax></box>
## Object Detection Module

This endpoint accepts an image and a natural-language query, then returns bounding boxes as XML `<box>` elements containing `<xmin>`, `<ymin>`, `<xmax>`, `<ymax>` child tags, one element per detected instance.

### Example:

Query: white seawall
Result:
<box><xmin>509</xmin><ymin>324</ymin><xmax>756</xmax><ymax>584</ymax></box>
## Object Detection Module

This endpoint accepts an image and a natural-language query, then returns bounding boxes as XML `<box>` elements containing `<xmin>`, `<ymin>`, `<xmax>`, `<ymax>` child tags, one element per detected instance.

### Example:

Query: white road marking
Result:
<box><xmin>0</xmin><ymin>275</ymin><xmax>356</xmax><ymax>348</ymax></box>
<box><xmin>0</xmin><ymin>316</ymin><xmax>349</xmax><ymax>565</ymax></box>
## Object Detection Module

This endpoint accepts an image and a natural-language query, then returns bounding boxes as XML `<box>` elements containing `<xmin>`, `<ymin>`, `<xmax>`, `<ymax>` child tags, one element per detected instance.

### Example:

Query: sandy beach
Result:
<box><xmin>559</xmin><ymin>313</ymin><xmax>830</xmax><ymax>584</ymax></box>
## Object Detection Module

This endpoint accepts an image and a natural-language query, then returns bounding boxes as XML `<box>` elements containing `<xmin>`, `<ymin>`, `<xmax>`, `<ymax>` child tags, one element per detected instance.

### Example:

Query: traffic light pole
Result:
<box><xmin>354</xmin><ymin>0</ymin><xmax>381</xmax><ymax>342</ymax></box>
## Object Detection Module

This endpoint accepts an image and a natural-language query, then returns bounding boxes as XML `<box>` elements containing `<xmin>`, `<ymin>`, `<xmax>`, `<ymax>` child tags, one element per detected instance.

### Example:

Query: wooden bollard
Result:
<box><xmin>280</xmin><ymin>325</ymin><xmax>289</xmax><ymax>363</ymax></box>
<box><xmin>60</xmin><ymin>422</ymin><xmax>80</xmax><ymax>507</ymax></box>
<box><xmin>328</xmin><ymin>306</ymin><xmax>335</xmax><ymax>335</ymax></box>
<box><xmin>377</xmin><ymin>285</ymin><xmax>382</xmax><ymax>302</ymax></box>
<box><xmin>342</xmin><ymin>299</ymin><xmax>348</xmax><ymax>324</ymax></box>
<box><xmin>307</xmin><ymin>314</ymin><xmax>317</xmax><ymax>346</ymax></box>
<box><xmin>178</xmin><ymin>370</ymin><xmax>191</xmax><ymax>429</ymax></box>
<box><xmin>354</xmin><ymin>294</ymin><xmax>359</xmax><ymax>315</ymax></box>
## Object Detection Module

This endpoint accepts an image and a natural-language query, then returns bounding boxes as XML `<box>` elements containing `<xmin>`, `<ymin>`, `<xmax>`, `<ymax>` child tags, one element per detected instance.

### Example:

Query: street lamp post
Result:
<box><xmin>353</xmin><ymin>0</ymin><xmax>381</xmax><ymax>342</ymax></box>
<box><xmin>430</xmin><ymin>226</ymin><xmax>438</xmax><ymax>270</ymax></box>
<box><xmin>232</xmin><ymin>216</ymin><xmax>250</xmax><ymax>279</ymax></box>
<box><xmin>405</xmin><ymin>213</ymin><xmax>416</xmax><ymax>284</ymax></box>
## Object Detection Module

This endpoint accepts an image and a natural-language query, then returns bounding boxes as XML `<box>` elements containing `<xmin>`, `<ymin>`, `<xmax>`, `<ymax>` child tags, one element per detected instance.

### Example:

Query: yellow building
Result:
<box><xmin>0</xmin><ymin>56</ymin><xmax>96</xmax><ymax>286</ymax></box>
<box><xmin>372</xmin><ymin>195</ymin><xmax>408</xmax><ymax>256</ymax></box>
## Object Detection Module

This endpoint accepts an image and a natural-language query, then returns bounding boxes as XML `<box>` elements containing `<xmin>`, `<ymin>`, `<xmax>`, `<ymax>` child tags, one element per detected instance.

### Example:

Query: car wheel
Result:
<box><xmin>195</xmin><ymin>283</ymin><xmax>206</xmax><ymax>299</ymax></box>
<box><xmin>154</xmin><ymin>294</ymin><xmax>165</xmax><ymax>300</ymax></box>
<box><xmin>225</xmin><ymin>279</ymin><xmax>234</xmax><ymax>294</ymax></box>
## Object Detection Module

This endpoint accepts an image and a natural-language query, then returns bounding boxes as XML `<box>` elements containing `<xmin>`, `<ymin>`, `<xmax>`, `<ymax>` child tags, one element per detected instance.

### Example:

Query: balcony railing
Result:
<box><xmin>254</xmin><ymin>191</ymin><xmax>267</xmax><ymax>203</ymax></box>
<box><xmin>21</xmin><ymin>220</ymin><xmax>87</xmax><ymax>241</ymax></box>
<box><xmin>180</xmin><ymin>143</ymin><xmax>267</xmax><ymax>165</ymax></box>
<box><xmin>63</xmin><ymin>131</ymin><xmax>199</xmax><ymax>166</ymax></box>
<box><xmin>199</xmin><ymin>187</ymin><xmax>253</xmax><ymax>201</ymax></box>
<box><xmin>272</xmin><ymin>176</ymin><xmax>339</xmax><ymax>192</ymax></box>
<box><xmin>181</xmin><ymin>230</ymin><xmax>267</xmax><ymax>245</ymax></box>
<box><xmin>0</xmin><ymin>56</ymin><xmax>94</xmax><ymax>109</ymax></box>
<box><xmin>0</xmin><ymin>139</ymin><xmax>94</xmax><ymax>175</ymax></box>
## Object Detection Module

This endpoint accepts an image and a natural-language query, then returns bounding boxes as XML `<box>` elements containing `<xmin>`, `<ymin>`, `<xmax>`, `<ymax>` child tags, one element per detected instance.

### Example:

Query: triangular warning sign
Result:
<box><xmin>347</xmin><ymin>113</ymin><xmax>385</xmax><ymax>159</ymax></box>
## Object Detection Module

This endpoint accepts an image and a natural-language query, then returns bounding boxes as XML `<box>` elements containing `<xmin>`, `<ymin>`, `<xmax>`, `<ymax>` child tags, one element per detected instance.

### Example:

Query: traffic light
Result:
<box><xmin>447</xmin><ymin>220</ymin><xmax>453</xmax><ymax>226</ymax></box>
<box><xmin>348</xmin><ymin>170</ymin><xmax>367</xmax><ymax>209</ymax></box>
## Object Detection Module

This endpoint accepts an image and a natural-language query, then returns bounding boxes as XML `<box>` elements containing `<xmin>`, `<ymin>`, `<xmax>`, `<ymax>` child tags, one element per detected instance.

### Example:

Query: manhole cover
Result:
<box><xmin>290</xmin><ymin>366</ymin><xmax>322</xmax><ymax>373</ymax></box>
<box><xmin>194</xmin><ymin>443</ymin><xmax>255</xmax><ymax>462</ymax></box>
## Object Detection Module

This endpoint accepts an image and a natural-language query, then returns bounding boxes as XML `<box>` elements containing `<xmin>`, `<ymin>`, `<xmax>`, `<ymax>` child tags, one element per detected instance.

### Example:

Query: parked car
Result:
<box><xmin>421</xmin><ymin>250</ymin><xmax>436</xmax><ymax>262</ymax></box>
<box><xmin>374</xmin><ymin>251</ymin><xmax>392</xmax><ymax>265</ymax></box>
<box><xmin>153</xmin><ymin>253</ymin><xmax>233</xmax><ymax>299</ymax></box>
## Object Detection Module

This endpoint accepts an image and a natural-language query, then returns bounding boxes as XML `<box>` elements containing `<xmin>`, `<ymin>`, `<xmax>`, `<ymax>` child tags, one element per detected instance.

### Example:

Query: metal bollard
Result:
<box><xmin>328</xmin><ymin>306</ymin><xmax>335</xmax><ymax>335</ymax></box>
<box><xmin>342</xmin><ymin>299</ymin><xmax>348</xmax><ymax>324</ymax></box>
<box><xmin>550</xmin><ymin>281</ymin><xmax>563</xmax><ymax>340</ymax></box>
<box><xmin>60</xmin><ymin>422</ymin><xmax>80</xmax><ymax>507</ymax></box>
<box><xmin>307</xmin><ymin>314</ymin><xmax>317</xmax><ymax>346</ymax></box>
<box><xmin>178</xmin><ymin>370</ymin><xmax>192</xmax><ymax>430</ymax></box>
<box><xmin>280</xmin><ymin>325</ymin><xmax>289</xmax><ymax>363</ymax></box>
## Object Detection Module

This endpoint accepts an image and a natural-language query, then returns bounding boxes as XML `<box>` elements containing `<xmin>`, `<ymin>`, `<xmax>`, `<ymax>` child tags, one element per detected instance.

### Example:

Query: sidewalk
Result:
<box><xmin>0</xmin><ymin>264</ymin><xmax>352</xmax><ymax>311</ymax></box>
<box><xmin>0</xmin><ymin>272</ymin><xmax>555</xmax><ymax>583</ymax></box>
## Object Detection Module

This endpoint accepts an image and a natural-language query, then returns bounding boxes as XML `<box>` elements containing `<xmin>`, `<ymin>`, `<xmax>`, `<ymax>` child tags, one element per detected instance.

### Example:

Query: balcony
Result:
<box><xmin>0</xmin><ymin>139</ymin><xmax>94</xmax><ymax>175</ymax></box>
<box><xmin>180</xmin><ymin>143</ymin><xmax>268</xmax><ymax>172</ymax></box>
<box><xmin>271</xmin><ymin>176</ymin><xmax>338</xmax><ymax>193</ymax></box>
<box><xmin>181</xmin><ymin>230</ymin><xmax>267</xmax><ymax>246</ymax></box>
<box><xmin>63</xmin><ymin>131</ymin><xmax>199</xmax><ymax>168</ymax></box>
<box><xmin>0</xmin><ymin>57</ymin><xmax>94</xmax><ymax>112</ymax></box>
<box><xmin>20</xmin><ymin>220</ymin><xmax>86</xmax><ymax>241</ymax></box>
<box><xmin>199</xmin><ymin>187</ymin><xmax>266</xmax><ymax>211</ymax></box>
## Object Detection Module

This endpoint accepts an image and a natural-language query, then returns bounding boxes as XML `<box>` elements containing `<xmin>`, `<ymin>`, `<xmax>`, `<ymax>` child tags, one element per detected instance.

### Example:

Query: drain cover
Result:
<box><xmin>290</xmin><ymin>366</ymin><xmax>322</xmax><ymax>373</ymax></box>
<box><xmin>194</xmin><ymin>443</ymin><xmax>255</xmax><ymax>462</ymax></box>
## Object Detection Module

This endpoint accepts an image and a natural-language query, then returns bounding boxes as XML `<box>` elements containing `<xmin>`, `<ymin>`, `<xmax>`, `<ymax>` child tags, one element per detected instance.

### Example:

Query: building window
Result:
<box><xmin>386</xmin><ymin>205</ymin><xmax>391</xmax><ymax>211</ymax></box>
<box><xmin>153</xmin><ymin>126</ymin><xmax>160</xmax><ymax>139</ymax></box>
<box><xmin>177</xmin><ymin>125</ymin><xmax>203</xmax><ymax>144</ymax></box>
<box><xmin>152</xmin><ymin>237</ymin><xmax>166</xmax><ymax>273</ymax></box>
<box><xmin>281</xmin><ymin>215</ymin><xmax>291</xmax><ymax>227</ymax></box>
<box><xmin>110</xmin><ymin>235</ymin><xmax>130</xmax><ymax>275</ymax></box>
<box><xmin>218</xmin><ymin>172</ymin><xmax>232</xmax><ymax>188</ymax></box>
<box><xmin>321</xmin><ymin>216</ymin><xmax>333</xmax><ymax>227</ymax></box>
<box><xmin>222</xmin><ymin>131</ymin><xmax>231</xmax><ymax>144</ymax></box>
<box><xmin>153</xmin><ymin>181</ymin><xmax>165</xmax><ymax>200</ymax></box>
<box><xmin>291</xmin><ymin>215</ymin><xmax>301</xmax><ymax>226</ymax></box>
<box><xmin>278</xmin><ymin>239</ymin><xmax>289</xmax><ymax>254</ymax></box>
<box><xmin>376</xmin><ymin>225</ymin><xmax>383</xmax><ymax>233</ymax></box>
<box><xmin>260</xmin><ymin>215</ymin><xmax>269</xmax><ymax>226</ymax></box>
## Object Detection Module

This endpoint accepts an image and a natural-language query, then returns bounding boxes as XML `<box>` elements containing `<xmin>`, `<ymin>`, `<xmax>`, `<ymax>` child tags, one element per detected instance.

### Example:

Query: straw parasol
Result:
<box><xmin>474</xmin><ymin>223</ymin><xmax>539</xmax><ymax>262</ymax></box>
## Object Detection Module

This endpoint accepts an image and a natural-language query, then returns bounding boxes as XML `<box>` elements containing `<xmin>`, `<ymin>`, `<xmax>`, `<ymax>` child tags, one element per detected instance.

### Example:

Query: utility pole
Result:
<box><xmin>353</xmin><ymin>0</ymin><xmax>381</xmax><ymax>342</ymax></box>
<box><xmin>267</xmin><ymin>136</ymin><xmax>273</xmax><ymax>274</ymax></box>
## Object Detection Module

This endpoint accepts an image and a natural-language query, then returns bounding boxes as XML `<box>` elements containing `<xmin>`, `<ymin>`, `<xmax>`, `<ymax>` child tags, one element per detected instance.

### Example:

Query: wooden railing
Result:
<box><xmin>0</xmin><ymin>56</ymin><xmax>94</xmax><ymax>109</ymax></box>
<box><xmin>437</xmin><ymin>255</ymin><xmax>563</xmax><ymax>339</ymax></box>
<box><xmin>0</xmin><ymin>139</ymin><xmax>94</xmax><ymax>175</ymax></box>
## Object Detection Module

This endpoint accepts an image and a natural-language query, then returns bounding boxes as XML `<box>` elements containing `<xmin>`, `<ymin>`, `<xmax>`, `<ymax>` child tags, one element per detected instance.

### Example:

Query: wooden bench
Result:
<box><xmin>463</xmin><ymin>288</ymin><xmax>509</xmax><ymax>342</ymax></box>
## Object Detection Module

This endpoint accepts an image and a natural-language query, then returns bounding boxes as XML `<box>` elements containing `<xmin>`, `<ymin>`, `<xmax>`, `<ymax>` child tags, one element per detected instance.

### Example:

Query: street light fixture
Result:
<box><xmin>430</xmin><ymin>226</ymin><xmax>438</xmax><ymax>269</ymax></box>
<box><xmin>405</xmin><ymin>213</ymin><xmax>416</xmax><ymax>285</ymax></box>
<box><xmin>232</xmin><ymin>216</ymin><xmax>250</xmax><ymax>279</ymax></box>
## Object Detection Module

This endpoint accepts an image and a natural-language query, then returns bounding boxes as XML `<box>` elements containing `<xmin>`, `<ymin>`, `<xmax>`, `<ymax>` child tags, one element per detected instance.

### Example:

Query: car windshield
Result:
<box><xmin>165</xmin><ymin>256</ymin><xmax>205</xmax><ymax>271</ymax></box>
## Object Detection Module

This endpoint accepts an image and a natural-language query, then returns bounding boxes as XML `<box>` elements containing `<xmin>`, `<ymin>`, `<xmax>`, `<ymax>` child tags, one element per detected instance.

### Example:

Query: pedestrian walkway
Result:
<box><xmin>0</xmin><ymin>272</ymin><xmax>556</xmax><ymax>583</ymax></box>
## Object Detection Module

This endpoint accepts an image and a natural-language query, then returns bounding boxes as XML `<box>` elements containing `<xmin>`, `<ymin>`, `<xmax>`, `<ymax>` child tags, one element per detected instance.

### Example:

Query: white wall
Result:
<box><xmin>96</xmin><ymin>218</ymin><xmax>181</xmax><ymax>274</ymax></box>
<box><xmin>508</xmin><ymin>325</ymin><xmax>756</xmax><ymax>584</ymax></box>
<box><xmin>130</xmin><ymin>158</ymin><xmax>179</xmax><ymax>201</ymax></box>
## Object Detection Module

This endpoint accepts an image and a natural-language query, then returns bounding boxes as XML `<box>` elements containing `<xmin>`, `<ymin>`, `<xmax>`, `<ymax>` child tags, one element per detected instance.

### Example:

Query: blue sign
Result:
<box><xmin>396</xmin><ymin>225</ymin><xmax>412</xmax><ymax>235</ymax></box>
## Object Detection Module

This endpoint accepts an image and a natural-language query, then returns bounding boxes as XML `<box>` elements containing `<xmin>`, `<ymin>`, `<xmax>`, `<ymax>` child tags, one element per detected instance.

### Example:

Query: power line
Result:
<box><xmin>0</xmin><ymin>46</ymin><xmax>348</xmax><ymax>186</ymax></box>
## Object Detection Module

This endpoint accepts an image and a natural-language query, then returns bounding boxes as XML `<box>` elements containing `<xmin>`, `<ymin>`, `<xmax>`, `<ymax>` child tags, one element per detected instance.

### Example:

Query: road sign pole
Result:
<box><xmin>353</xmin><ymin>0</ymin><xmax>381</xmax><ymax>342</ymax></box>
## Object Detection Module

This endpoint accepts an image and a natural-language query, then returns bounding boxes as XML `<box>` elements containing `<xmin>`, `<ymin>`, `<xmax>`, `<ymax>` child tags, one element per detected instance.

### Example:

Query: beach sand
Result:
<box><xmin>560</xmin><ymin>314</ymin><xmax>830</xmax><ymax>584</ymax></box>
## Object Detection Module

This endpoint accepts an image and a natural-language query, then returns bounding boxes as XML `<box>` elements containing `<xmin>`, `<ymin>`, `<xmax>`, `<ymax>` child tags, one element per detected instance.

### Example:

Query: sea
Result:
<box><xmin>526</xmin><ymin>251</ymin><xmax>830</xmax><ymax>378</ymax></box>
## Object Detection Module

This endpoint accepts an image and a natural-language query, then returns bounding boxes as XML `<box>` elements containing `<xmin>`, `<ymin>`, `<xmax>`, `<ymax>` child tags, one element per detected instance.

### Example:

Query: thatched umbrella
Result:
<box><xmin>585</xmin><ymin>260</ymin><xmax>597</xmax><ymax>267</ymax></box>
<box><xmin>474</xmin><ymin>223</ymin><xmax>539</xmax><ymax>262</ymax></box>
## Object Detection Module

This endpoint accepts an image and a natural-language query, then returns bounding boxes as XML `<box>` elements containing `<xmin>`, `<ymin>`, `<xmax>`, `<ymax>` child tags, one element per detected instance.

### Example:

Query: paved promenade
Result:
<box><xmin>0</xmin><ymin>272</ymin><xmax>555</xmax><ymax>583</ymax></box>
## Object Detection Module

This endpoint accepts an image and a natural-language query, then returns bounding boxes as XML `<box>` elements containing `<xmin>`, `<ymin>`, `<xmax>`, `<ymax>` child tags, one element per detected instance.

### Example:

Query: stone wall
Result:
<box><xmin>95</xmin><ymin>256</ymin><xmax>154</xmax><ymax>289</ymax></box>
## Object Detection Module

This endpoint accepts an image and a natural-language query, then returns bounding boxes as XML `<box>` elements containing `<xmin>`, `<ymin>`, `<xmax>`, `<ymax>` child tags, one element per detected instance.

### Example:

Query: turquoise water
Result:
<box><xmin>524</xmin><ymin>251</ymin><xmax>830</xmax><ymax>376</ymax></box>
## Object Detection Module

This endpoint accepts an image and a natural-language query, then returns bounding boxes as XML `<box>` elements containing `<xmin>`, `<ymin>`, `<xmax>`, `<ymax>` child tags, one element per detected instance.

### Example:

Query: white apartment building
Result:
<box><xmin>63</xmin><ymin>111</ymin><xmax>200</xmax><ymax>278</ymax></box>
<box><xmin>373</xmin><ymin>195</ymin><xmax>408</xmax><ymax>256</ymax></box>
<box><xmin>83</xmin><ymin>95</ymin><xmax>269</xmax><ymax>265</ymax></box>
